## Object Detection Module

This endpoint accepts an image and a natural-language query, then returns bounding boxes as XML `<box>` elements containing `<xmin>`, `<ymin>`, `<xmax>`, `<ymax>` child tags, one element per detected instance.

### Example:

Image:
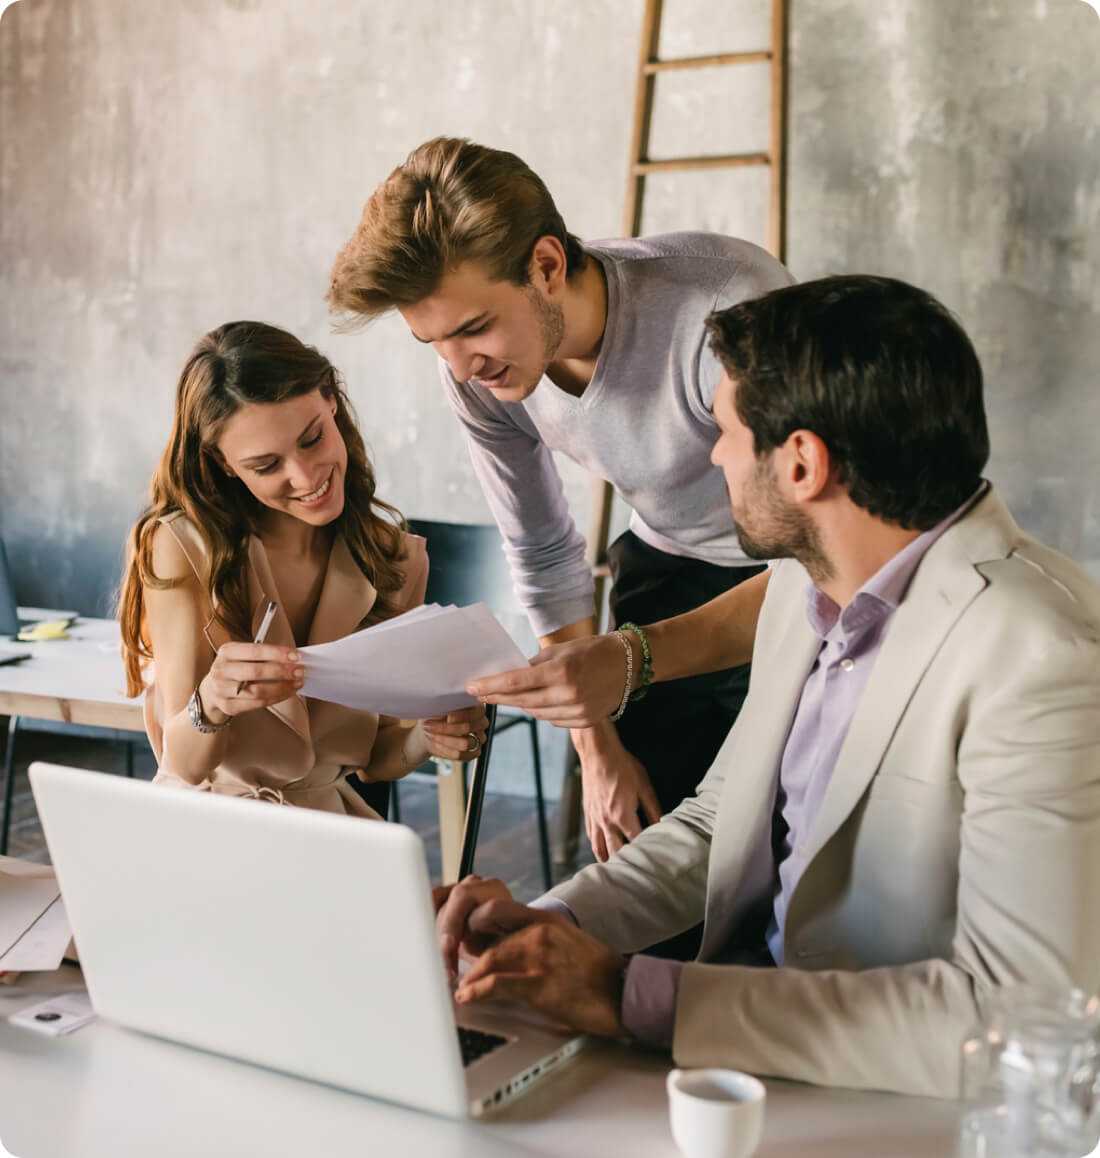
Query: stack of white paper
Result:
<box><xmin>0</xmin><ymin>857</ymin><xmax>73</xmax><ymax>973</ymax></box>
<box><xmin>299</xmin><ymin>602</ymin><xmax>528</xmax><ymax>718</ymax></box>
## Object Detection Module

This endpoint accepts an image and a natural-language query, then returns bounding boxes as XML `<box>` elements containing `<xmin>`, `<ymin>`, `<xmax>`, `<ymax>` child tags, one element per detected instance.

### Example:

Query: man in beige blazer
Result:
<box><xmin>435</xmin><ymin>274</ymin><xmax>1100</xmax><ymax>1099</ymax></box>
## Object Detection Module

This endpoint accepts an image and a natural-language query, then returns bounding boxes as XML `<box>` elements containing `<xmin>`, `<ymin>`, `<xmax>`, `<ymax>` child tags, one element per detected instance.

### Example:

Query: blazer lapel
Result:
<box><xmin>306</xmin><ymin>536</ymin><xmax>378</xmax><ymax>647</ymax></box>
<box><xmin>797</xmin><ymin>518</ymin><xmax>998</xmax><ymax>872</ymax></box>
<box><xmin>700</xmin><ymin>570</ymin><xmax>822</xmax><ymax>959</ymax></box>
<box><xmin>247</xmin><ymin>538</ymin><xmax>312</xmax><ymax>745</ymax></box>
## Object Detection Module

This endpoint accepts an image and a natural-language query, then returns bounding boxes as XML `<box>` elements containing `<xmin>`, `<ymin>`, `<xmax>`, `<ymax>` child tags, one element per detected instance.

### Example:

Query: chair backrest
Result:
<box><xmin>407</xmin><ymin>519</ymin><xmax>516</xmax><ymax>614</ymax></box>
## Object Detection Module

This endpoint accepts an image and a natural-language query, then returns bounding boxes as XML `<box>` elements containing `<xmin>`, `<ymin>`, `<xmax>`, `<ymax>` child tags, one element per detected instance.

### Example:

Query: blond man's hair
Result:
<box><xmin>327</xmin><ymin>137</ymin><xmax>586</xmax><ymax>325</ymax></box>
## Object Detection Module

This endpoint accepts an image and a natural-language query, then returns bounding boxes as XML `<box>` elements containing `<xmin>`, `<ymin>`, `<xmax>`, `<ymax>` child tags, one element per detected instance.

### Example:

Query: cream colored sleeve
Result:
<box><xmin>672</xmin><ymin>634</ymin><xmax>1100</xmax><ymax>1099</ymax></box>
<box><xmin>545</xmin><ymin>737</ymin><xmax>729</xmax><ymax>953</ymax></box>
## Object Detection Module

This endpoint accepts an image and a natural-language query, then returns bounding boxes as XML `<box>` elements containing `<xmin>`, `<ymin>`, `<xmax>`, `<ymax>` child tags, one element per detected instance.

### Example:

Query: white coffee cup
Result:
<box><xmin>666</xmin><ymin>1067</ymin><xmax>767</xmax><ymax>1158</ymax></box>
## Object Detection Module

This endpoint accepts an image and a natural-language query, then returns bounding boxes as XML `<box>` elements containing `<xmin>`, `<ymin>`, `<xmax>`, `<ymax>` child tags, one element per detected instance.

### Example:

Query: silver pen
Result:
<box><xmin>237</xmin><ymin>600</ymin><xmax>279</xmax><ymax>695</ymax></box>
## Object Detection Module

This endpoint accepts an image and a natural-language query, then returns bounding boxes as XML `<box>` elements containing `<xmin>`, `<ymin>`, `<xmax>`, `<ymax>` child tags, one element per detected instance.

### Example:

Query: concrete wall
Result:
<box><xmin>1</xmin><ymin>0</ymin><xmax>1098</xmax><ymax>788</ymax></box>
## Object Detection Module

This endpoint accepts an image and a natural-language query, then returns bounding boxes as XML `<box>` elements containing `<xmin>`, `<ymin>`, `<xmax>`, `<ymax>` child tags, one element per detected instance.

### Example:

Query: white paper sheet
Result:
<box><xmin>299</xmin><ymin>602</ymin><xmax>528</xmax><ymax>718</ymax></box>
<box><xmin>0</xmin><ymin>896</ymin><xmax>72</xmax><ymax>972</ymax></box>
<box><xmin>0</xmin><ymin>875</ymin><xmax>59</xmax><ymax>960</ymax></box>
<box><xmin>0</xmin><ymin>859</ymin><xmax>74</xmax><ymax>973</ymax></box>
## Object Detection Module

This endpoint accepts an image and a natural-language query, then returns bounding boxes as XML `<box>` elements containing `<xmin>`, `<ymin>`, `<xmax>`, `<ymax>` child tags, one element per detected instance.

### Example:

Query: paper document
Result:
<box><xmin>0</xmin><ymin>858</ymin><xmax>74</xmax><ymax>973</ymax></box>
<box><xmin>299</xmin><ymin>603</ymin><xmax>528</xmax><ymax>718</ymax></box>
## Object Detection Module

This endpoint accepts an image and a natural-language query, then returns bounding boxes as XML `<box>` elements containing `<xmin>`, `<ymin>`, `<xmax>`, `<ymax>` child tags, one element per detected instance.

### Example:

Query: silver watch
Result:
<box><xmin>187</xmin><ymin>685</ymin><xmax>230</xmax><ymax>734</ymax></box>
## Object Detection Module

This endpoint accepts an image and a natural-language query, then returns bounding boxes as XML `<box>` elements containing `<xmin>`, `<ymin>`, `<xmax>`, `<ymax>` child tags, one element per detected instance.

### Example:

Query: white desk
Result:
<box><xmin>0</xmin><ymin>967</ymin><xmax>961</xmax><ymax>1158</ymax></box>
<box><xmin>0</xmin><ymin>616</ymin><xmax>144</xmax><ymax>853</ymax></box>
<box><xmin>0</xmin><ymin>616</ymin><xmax>141</xmax><ymax>732</ymax></box>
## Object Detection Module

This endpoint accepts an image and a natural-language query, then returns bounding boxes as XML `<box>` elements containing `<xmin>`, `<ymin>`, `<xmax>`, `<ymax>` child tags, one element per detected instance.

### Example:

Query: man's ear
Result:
<box><xmin>529</xmin><ymin>235</ymin><xmax>567</xmax><ymax>293</ymax></box>
<box><xmin>783</xmin><ymin>430</ymin><xmax>831</xmax><ymax>500</ymax></box>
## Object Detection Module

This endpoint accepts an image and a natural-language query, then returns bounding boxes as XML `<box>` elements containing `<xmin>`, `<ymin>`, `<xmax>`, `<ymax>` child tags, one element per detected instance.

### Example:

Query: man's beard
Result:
<box><xmin>734</xmin><ymin>457</ymin><xmax>834</xmax><ymax>585</ymax></box>
<box><xmin>525</xmin><ymin>284</ymin><xmax>565</xmax><ymax>367</ymax></box>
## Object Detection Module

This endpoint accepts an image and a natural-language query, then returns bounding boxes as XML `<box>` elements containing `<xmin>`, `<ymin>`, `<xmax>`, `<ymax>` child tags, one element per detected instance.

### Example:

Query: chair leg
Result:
<box><xmin>1</xmin><ymin>715</ymin><xmax>21</xmax><ymax>857</ymax></box>
<box><xmin>527</xmin><ymin>718</ymin><xmax>553</xmax><ymax>891</ymax></box>
<box><xmin>437</xmin><ymin>758</ymin><xmax>468</xmax><ymax>885</ymax></box>
<box><xmin>553</xmin><ymin>739</ymin><xmax>583</xmax><ymax>869</ymax></box>
<box><xmin>390</xmin><ymin>780</ymin><xmax>402</xmax><ymax>823</ymax></box>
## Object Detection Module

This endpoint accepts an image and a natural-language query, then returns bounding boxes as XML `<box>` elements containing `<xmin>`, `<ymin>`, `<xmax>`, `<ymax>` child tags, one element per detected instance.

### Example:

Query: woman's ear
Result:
<box><xmin>208</xmin><ymin>447</ymin><xmax>235</xmax><ymax>478</ymax></box>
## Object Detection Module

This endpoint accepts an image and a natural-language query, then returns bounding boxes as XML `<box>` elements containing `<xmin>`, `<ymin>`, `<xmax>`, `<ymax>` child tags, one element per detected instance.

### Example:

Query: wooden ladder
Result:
<box><xmin>588</xmin><ymin>0</ymin><xmax>790</xmax><ymax>600</ymax></box>
<box><xmin>556</xmin><ymin>0</ymin><xmax>790</xmax><ymax>866</ymax></box>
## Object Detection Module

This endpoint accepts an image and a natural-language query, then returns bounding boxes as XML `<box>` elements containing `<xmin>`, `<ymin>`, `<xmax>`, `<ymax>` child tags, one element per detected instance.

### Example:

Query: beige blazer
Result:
<box><xmin>552</xmin><ymin>488</ymin><xmax>1100</xmax><ymax>1097</ymax></box>
<box><xmin>145</xmin><ymin>512</ymin><xmax>428</xmax><ymax>820</ymax></box>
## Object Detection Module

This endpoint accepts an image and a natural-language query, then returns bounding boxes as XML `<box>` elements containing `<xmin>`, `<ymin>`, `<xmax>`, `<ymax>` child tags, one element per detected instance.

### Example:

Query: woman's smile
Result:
<box><xmin>290</xmin><ymin>468</ymin><xmax>336</xmax><ymax>508</ymax></box>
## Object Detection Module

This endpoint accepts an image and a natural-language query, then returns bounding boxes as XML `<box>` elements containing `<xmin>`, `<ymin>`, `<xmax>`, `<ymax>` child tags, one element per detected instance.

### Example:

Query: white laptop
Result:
<box><xmin>29</xmin><ymin>762</ymin><xmax>586</xmax><ymax>1118</ymax></box>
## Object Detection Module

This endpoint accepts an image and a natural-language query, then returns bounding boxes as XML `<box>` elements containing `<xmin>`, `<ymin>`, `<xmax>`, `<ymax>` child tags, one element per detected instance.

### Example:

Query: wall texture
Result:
<box><xmin>1</xmin><ymin>0</ymin><xmax>1098</xmax><ymax>787</ymax></box>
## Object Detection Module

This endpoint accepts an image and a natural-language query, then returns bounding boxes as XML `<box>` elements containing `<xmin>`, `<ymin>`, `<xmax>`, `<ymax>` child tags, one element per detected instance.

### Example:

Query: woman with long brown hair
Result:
<box><xmin>119</xmin><ymin>320</ymin><xmax>487</xmax><ymax>818</ymax></box>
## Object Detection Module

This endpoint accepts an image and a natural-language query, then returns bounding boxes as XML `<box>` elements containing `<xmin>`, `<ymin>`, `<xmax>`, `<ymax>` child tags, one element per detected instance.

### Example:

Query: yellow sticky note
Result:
<box><xmin>16</xmin><ymin>620</ymin><xmax>71</xmax><ymax>642</ymax></box>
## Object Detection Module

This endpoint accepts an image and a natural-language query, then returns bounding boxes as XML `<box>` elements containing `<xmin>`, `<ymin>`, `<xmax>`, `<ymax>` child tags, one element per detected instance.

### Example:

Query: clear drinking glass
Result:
<box><xmin>958</xmin><ymin>986</ymin><xmax>1100</xmax><ymax>1158</ymax></box>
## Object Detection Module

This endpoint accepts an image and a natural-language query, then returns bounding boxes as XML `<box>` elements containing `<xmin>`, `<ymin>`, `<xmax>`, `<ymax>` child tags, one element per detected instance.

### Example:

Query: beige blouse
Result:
<box><xmin>144</xmin><ymin>512</ymin><xmax>428</xmax><ymax>821</ymax></box>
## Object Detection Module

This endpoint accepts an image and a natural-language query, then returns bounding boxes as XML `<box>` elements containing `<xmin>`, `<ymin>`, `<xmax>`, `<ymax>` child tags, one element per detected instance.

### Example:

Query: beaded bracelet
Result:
<box><xmin>609</xmin><ymin>629</ymin><xmax>634</xmax><ymax>722</ymax></box>
<box><xmin>619</xmin><ymin>622</ymin><xmax>654</xmax><ymax>702</ymax></box>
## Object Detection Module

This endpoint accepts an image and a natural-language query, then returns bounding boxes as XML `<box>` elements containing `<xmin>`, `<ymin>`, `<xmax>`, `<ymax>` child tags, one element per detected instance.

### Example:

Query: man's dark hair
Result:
<box><xmin>706</xmin><ymin>275</ymin><xmax>990</xmax><ymax>531</ymax></box>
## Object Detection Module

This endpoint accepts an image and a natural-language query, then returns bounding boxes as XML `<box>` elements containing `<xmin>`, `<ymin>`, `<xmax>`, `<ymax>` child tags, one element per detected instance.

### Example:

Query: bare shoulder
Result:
<box><xmin>147</xmin><ymin>514</ymin><xmax>206</xmax><ymax>587</ymax></box>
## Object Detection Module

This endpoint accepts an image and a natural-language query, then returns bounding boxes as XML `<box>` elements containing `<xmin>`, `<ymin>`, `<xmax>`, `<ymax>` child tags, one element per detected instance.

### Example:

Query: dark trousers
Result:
<box><xmin>608</xmin><ymin>530</ymin><xmax>765</xmax><ymax>813</ymax></box>
<box><xmin>607</xmin><ymin>531</ymin><xmax>764</xmax><ymax>962</ymax></box>
<box><xmin>345</xmin><ymin>776</ymin><xmax>390</xmax><ymax>818</ymax></box>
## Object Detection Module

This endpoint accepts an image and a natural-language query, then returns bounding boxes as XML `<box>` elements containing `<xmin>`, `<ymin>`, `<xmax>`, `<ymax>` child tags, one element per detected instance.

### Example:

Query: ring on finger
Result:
<box><xmin>465</xmin><ymin>731</ymin><xmax>480</xmax><ymax>754</ymax></box>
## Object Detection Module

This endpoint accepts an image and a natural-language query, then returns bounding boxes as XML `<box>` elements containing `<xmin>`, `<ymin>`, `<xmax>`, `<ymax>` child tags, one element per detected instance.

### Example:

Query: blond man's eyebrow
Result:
<box><xmin>411</xmin><ymin>312</ymin><xmax>490</xmax><ymax>344</ymax></box>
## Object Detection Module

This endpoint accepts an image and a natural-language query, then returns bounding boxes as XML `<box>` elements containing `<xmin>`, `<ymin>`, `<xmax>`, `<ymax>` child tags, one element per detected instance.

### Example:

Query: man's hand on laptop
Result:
<box><xmin>454</xmin><ymin>920</ymin><xmax>626</xmax><ymax>1038</ymax></box>
<box><xmin>432</xmin><ymin>875</ymin><xmax>564</xmax><ymax>978</ymax></box>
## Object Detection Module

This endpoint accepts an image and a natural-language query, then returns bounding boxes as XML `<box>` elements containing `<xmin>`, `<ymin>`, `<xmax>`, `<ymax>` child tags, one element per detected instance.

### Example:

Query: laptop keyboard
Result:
<box><xmin>457</xmin><ymin>1025</ymin><xmax>509</xmax><ymax>1067</ymax></box>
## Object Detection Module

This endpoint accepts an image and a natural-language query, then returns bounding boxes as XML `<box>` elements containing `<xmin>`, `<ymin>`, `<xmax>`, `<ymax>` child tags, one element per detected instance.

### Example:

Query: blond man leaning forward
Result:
<box><xmin>328</xmin><ymin>138</ymin><xmax>793</xmax><ymax>869</ymax></box>
<box><xmin>430</xmin><ymin>276</ymin><xmax>1100</xmax><ymax>1097</ymax></box>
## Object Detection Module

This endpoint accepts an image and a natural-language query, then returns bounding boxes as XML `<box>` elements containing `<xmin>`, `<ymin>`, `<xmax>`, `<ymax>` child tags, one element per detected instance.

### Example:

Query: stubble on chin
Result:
<box><xmin>733</xmin><ymin>462</ymin><xmax>834</xmax><ymax>585</ymax></box>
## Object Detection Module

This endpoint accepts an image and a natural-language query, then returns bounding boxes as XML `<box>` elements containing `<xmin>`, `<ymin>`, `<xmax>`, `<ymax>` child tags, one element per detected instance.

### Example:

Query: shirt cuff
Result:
<box><xmin>526</xmin><ymin>594</ymin><xmax>598</xmax><ymax>639</ymax></box>
<box><xmin>529</xmin><ymin>896</ymin><xmax>578</xmax><ymax>924</ymax></box>
<box><xmin>621</xmin><ymin>955</ymin><xmax>683</xmax><ymax>1050</ymax></box>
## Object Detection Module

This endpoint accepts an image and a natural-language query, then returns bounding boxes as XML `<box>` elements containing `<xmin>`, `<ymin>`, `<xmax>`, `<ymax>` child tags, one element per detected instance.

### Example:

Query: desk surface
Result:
<box><xmin>0</xmin><ymin>616</ymin><xmax>142</xmax><ymax>731</ymax></box>
<box><xmin>0</xmin><ymin>968</ymin><xmax>962</xmax><ymax>1158</ymax></box>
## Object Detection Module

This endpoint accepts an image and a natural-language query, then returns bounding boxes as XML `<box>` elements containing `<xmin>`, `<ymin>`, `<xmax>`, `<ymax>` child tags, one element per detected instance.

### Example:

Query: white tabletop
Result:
<box><xmin>0</xmin><ymin>968</ymin><xmax>962</xmax><ymax>1158</ymax></box>
<box><xmin>0</xmin><ymin>615</ymin><xmax>142</xmax><ymax>730</ymax></box>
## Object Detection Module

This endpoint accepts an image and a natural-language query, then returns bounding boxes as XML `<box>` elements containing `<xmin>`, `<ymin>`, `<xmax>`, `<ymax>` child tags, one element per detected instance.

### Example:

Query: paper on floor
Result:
<box><xmin>299</xmin><ymin>602</ymin><xmax>528</xmax><ymax>718</ymax></box>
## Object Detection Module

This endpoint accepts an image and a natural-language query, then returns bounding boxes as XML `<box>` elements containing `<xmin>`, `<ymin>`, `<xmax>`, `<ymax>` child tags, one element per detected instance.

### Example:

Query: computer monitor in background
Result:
<box><xmin>0</xmin><ymin>535</ymin><xmax>77</xmax><ymax>638</ymax></box>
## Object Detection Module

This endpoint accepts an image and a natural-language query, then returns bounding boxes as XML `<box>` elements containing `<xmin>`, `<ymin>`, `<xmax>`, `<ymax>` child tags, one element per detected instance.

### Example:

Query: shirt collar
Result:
<box><xmin>804</xmin><ymin>482</ymin><xmax>989</xmax><ymax>641</ymax></box>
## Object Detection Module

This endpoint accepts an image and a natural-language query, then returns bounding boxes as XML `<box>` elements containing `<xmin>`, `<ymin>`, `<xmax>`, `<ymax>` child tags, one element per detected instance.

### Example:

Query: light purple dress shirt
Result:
<box><xmin>537</xmin><ymin>487</ymin><xmax>986</xmax><ymax>1048</ymax></box>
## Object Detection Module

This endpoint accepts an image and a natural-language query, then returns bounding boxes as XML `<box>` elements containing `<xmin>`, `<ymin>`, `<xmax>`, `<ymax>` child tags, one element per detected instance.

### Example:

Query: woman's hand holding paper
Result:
<box><xmin>421</xmin><ymin>704</ymin><xmax>490</xmax><ymax>760</ymax></box>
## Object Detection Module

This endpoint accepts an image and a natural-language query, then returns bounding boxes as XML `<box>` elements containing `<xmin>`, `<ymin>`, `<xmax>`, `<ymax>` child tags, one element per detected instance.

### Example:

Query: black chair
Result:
<box><xmin>405</xmin><ymin>519</ymin><xmax>552</xmax><ymax>891</ymax></box>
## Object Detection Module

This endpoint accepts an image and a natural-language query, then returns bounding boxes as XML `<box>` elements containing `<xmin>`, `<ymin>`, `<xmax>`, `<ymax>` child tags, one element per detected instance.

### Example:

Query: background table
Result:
<box><xmin>0</xmin><ymin>617</ymin><xmax>144</xmax><ymax>853</ymax></box>
<box><xmin>0</xmin><ymin>616</ymin><xmax>140</xmax><ymax>731</ymax></box>
<box><xmin>0</xmin><ymin>966</ymin><xmax>963</xmax><ymax>1158</ymax></box>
